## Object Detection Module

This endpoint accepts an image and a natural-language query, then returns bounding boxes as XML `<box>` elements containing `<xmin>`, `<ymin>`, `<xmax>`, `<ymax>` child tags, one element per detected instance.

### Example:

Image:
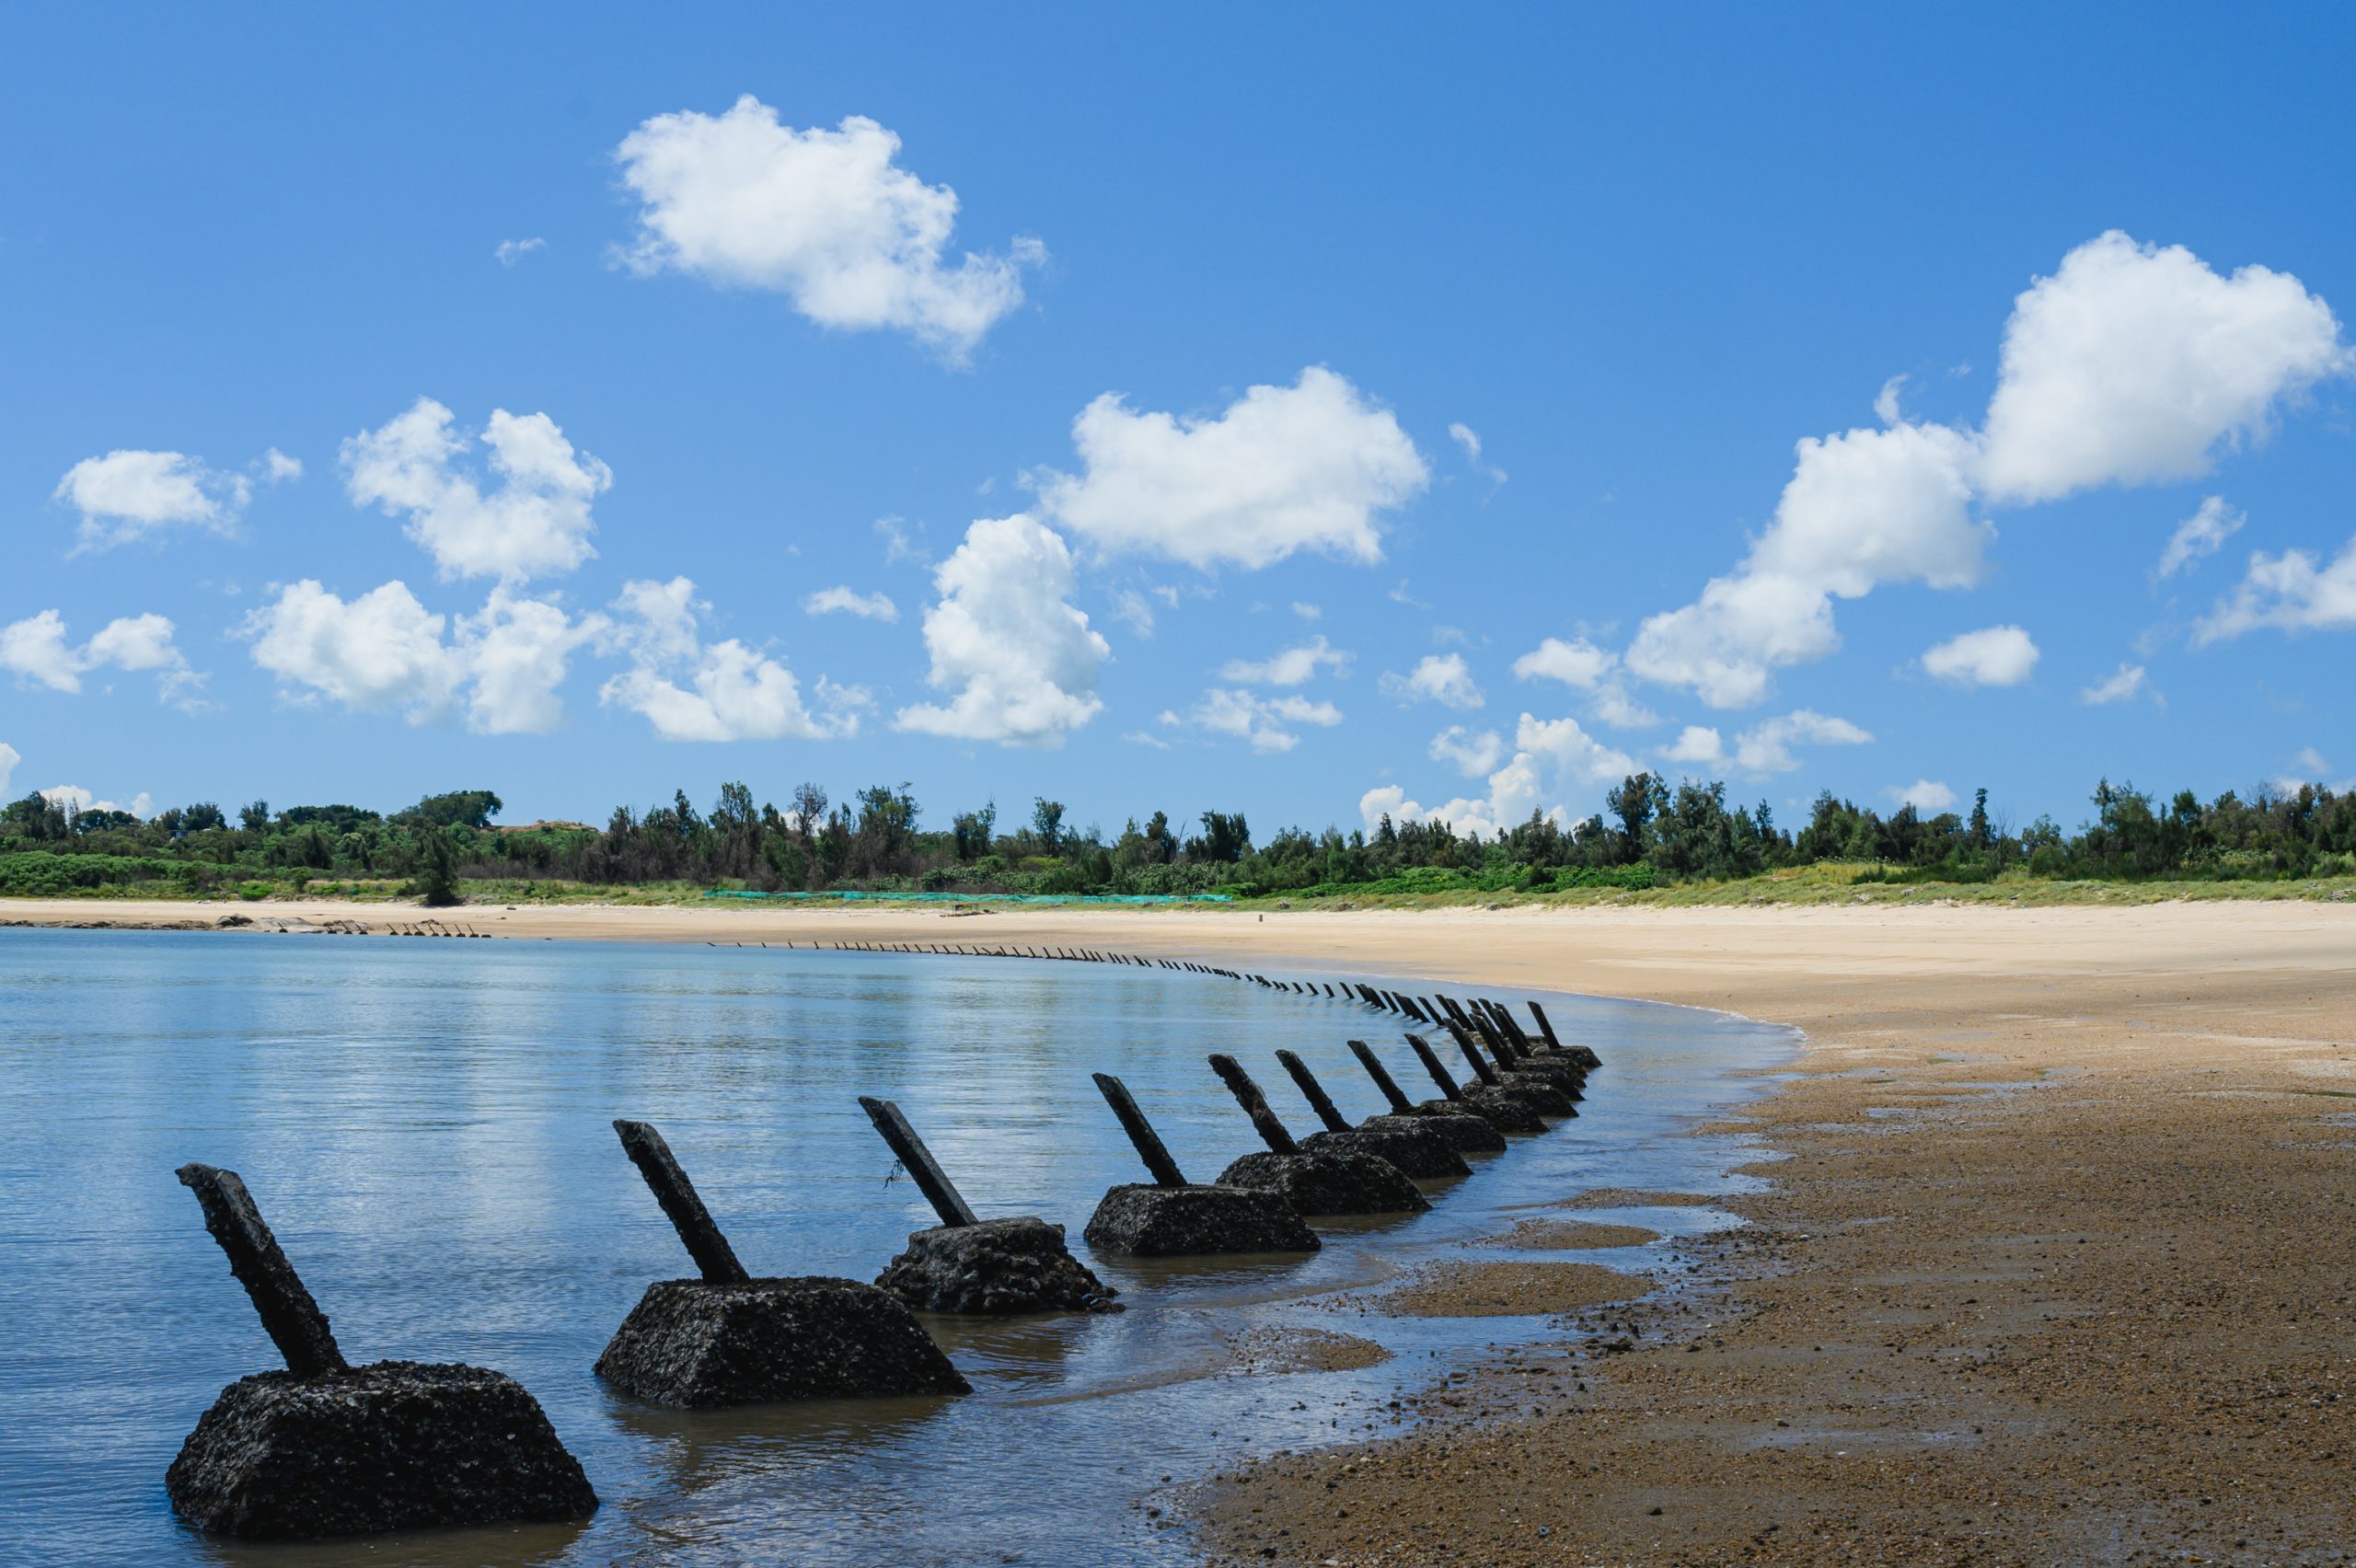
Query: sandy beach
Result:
<box><xmin>10</xmin><ymin>896</ymin><xmax>2354</xmax><ymax>1562</ymax></box>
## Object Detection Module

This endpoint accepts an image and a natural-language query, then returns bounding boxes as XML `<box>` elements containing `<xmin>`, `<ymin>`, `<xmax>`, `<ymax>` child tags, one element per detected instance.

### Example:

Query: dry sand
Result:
<box><xmin>10</xmin><ymin>896</ymin><xmax>2355</xmax><ymax>1562</ymax></box>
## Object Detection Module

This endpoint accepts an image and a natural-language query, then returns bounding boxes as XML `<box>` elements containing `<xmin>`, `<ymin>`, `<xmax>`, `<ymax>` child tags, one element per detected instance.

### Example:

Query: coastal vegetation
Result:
<box><xmin>5</xmin><ymin>774</ymin><xmax>2352</xmax><ymax>907</ymax></box>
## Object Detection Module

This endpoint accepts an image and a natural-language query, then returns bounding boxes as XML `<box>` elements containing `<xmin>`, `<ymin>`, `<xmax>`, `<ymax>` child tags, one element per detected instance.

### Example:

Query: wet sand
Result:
<box><xmin>1184</xmin><ymin>905</ymin><xmax>2356</xmax><ymax>1566</ymax></box>
<box><xmin>1221</xmin><ymin>1327</ymin><xmax>1392</xmax><ymax>1378</ymax></box>
<box><xmin>1482</xmin><ymin>1218</ymin><xmax>1662</xmax><ymax>1251</ymax></box>
<box><xmin>1369</xmin><ymin>1261</ymin><xmax>1656</xmax><ymax>1319</ymax></box>
<box><xmin>11</xmin><ymin>897</ymin><xmax>2355</xmax><ymax>1562</ymax></box>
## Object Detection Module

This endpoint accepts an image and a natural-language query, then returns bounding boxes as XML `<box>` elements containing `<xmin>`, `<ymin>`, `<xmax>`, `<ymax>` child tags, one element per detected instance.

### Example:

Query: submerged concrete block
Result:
<box><xmin>1083</xmin><ymin>1182</ymin><xmax>1321</xmax><ymax>1257</ymax></box>
<box><xmin>595</xmin><ymin>1276</ymin><xmax>970</xmax><ymax>1408</ymax></box>
<box><xmin>875</xmin><ymin>1216</ymin><xmax>1121</xmax><ymax>1315</ymax></box>
<box><xmin>1216</xmin><ymin>1148</ymin><xmax>1430</xmax><ymax>1216</ymax></box>
<box><xmin>1301</xmin><ymin>1119</ymin><xmax>1472</xmax><ymax>1180</ymax></box>
<box><xmin>166</xmin><ymin>1361</ymin><xmax>596</xmax><ymax>1539</ymax></box>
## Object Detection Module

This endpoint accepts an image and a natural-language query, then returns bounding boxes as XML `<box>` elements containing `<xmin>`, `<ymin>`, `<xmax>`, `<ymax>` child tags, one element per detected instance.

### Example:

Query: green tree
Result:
<box><xmin>1142</xmin><ymin>810</ymin><xmax>1178</xmax><ymax>864</ymax></box>
<box><xmin>1031</xmin><ymin>797</ymin><xmax>1066</xmax><ymax>854</ymax></box>
<box><xmin>1189</xmin><ymin>810</ymin><xmax>1251</xmax><ymax>863</ymax></box>
<box><xmin>952</xmin><ymin>800</ymin><xmax>998</xmax><ymax>860</ymax></box>
<box><xmin>791</xmin><ymin>782</ymin><xmax>827</xmax><ymax>866</ymax></box>
<box><xmin>402</xmin><ymin>790</ymin><xmax>502</xmax><ymax>830</ymax></box>
<box><xmin>418</xmin><ymin>828</ymin><xmax>462</xmax><ymax>906</ymax></box>
<box><xmin>710</xmin><ymin>780</ymin><xmax>761</xmax><ymax>877</ymax></box>
<box><xmin>852</xmin><ymin>782</ymin><xmax>921</xmax><ymax>876</ymax></box>
<box><xmin>1605</xmin><ymin>773</ymin><xmax>1658</xmax><ymax>865</ymax></box>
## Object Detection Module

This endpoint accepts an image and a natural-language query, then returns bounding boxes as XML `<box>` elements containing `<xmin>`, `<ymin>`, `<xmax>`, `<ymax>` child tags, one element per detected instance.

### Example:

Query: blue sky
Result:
<box><xmin>5</xmin><ymin>6</ymin><xmax>2352</xmax><ymax>837</ymax></box>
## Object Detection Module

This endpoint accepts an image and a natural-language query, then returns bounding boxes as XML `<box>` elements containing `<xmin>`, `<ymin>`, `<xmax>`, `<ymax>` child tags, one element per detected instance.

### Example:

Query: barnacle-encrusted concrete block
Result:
<box><xmin>1492</xmin><ymin>1075</ymin><xmax>1578</xmax><ymax>1117</ymax></box>
<box><xmin>1451</xmin><ymin>1089</ymin><xmax>1548</xmax><ymax>1135</ymax></box>
<box><xmin>595</xmin><ymin>1275</ymin><xmax>969</xmax><ymax>1408</ymax></box>
<box><xmin>875</xmin><ymin>1216</ymin><xmax>1121</xmax><ymax>1315</ymax></box>
<box><xmin>1216</xmin><ymin>1148</ymin><xmax>1430</xmax><ymax>1216</ymax></box>
<box><xmin>1083</xmin><ymin>1183</ymin><xmax>1321</xmax><ymax>1257</ymax></box>
<box><xmin>1395</xmin><ymin>1104</ymin><xmax>1510</xmax><ymax>1154</ymax></box>
<box><xmin>1506</xmin><ymin>1059</ymin><xmax>1586</xmax><ymax>1099</ymax></box>
<box><xmin>1302</xmin><ymin>1119</ymin><xmax>1471</xmax><ymax>1180</ymax></box>
<box><xmin>166</xmin><ymin>1360</ymin><xmax>596</xmax><ymax>1539</ymax></box>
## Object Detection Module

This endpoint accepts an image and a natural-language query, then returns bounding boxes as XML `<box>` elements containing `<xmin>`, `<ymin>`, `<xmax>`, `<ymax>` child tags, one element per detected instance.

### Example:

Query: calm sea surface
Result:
<box><xmin>0</xmin><ymin>928</ymin><xmax>1792</xmax><ymax>1566</ymax></box>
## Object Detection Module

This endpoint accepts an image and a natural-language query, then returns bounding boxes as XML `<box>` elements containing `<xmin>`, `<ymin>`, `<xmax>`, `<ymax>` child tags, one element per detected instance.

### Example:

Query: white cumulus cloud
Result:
<box><xmin>1624</xmin><ymin>567</ymin><xmax>1842</xmax><ymax>710</ymax></box>
<box><xmin>1428</xmin><ymin>724</ymin><xmax>1506</xmax><ymax>778</ymax></box>
<box><xmin>1588</xmin><ymin>687</ymin><xmax>1665</xmax><ymax>729</ymax></box>
<box><xmin>1663</xmin><ymin>726</ymin><xmax>1727</xmax><ymax>768</ymax></box>
<box><xmin>459</xmin><ymin>589</ymin><xmax>605</xmax><ymax>735</ymax></box>
<box><xmin>1729</xmin><ymin>709</ymin><xmax>1873</xmax><ymax>775</ymax></box>
<box><xmin>1920</xmin><ymin>624</ymin><xmax>2040</xmax><ymax>687</ymax></box>
<box><xmin>2194</xmin><ymin>527</ymin><xmax>2356</xmax><ymax>642</ymax></box>
<box><xmin>1357</xmin><ymin>776</ymin><xmax>1540</xmax><ymax>843</ymax></box>
<box><xmin>1380</xmin><ymin>651</ymin><xmax>1484</xmax><ymax>711</ymax></box>
<box><xmin>496</xmin><ymin>236</ymin><xmax>547</xmax><ymax>266</ymax></box>
<box><xmin>55</xmin><ymin>449</ymin><xmax>255</xmax><ymax>550</ymax></box>
<box><xmin>1516</xmin><ymin>712</ymin><xmax>1639</xmax><ymax>787</ymax></box>
<box><xmin>2</xmin><ymin>609</ymin><xmax>203</xmax><ymax>708</ymax></box>
<box><xmin>1977</xmin><ymin>231</ymin><xmax>2349</xmax><ymax>504</ymax></box>
<box><xmin>1034</xmin><ymin>366</ymin><xmax>1428</xmax><ymax>570</ymax></box>
<box><xmin>1169</xmin><ymin>688</ymin><xmax>1343</xmax><ymax>754</ymax></box>
<box><xmin>1219</xmin><ymin>635</ymin><xmax>1349</xmax><ymax>686</ymax></box>
<box><xmin>1364</xmin><ymin>713</ymin><xmax>1634</xmax><ymax>841</ymax></box>
<box><xmin>344</xmin><ymin>397</ymin><xmax>611</xmax><ymax>583</ymax></box>
<box><xmin>1893</xmin><ymin>779</ymin><xmax>1958</xmax><ymax>812</ymax></box>
<box><xmin>1627</xmin><ymin>421</ymin><xmax>1983</xmax><ymax>709</ymax></box>
<box><xmin>1512</xmin><ymin>635</ymin><xmax>1662</xmax><ymax>729</ymax></box>
<box><xmin>0</xmin><ymin>742</ymin><xmax>17</xmax><ymax>796</ymax></box>
<box><xmin>4</xmin><ymin>611</ymin><xmax>92</xmax><ymax>693</ymax></box>
<box><xmin>1511</xmin><ymin>636</ymin><xmax>1614</xmax><ymax>690</ymax></box>
<box><xmin>1664</xmin><ymin>710</ymin><xmax>1872</xmax><ymax>777</ymax></box>
<box><xmin>614</xmin><ymin>97</ymin><xmax>1041</xmax><ymax>361</ymax></box>
<box><xmin>1625</xmin><ymin>232</ymin><xmax>2347</xmax><ymax>709</ymax></box>
<box><xmin>895</xmin><ymin>515</ymin><xmax>1108</xmax><ymax>746</ymax></box>
<box><xmin>243</xmin><ymin>579</ymin><xmax>598</xmax><ymax>734</ymax></box>
<box><xmin>40</xmin><ymin>783</ymin><xmax>154</xmax><ymax>820</ymax></box>
<box><xmin>803</xmin><ymin>585</ymin><xmax>899</xmax><ymax>622</ymax></box>
<box><xmin>245</xmin><ymin>581</ymin><xmax>468</xmax><ymax>722</ymax></box>
<box><xmin>601</xmin><ymin>576</ymin><xmax>861</xmax><ymax>743</ymax></box>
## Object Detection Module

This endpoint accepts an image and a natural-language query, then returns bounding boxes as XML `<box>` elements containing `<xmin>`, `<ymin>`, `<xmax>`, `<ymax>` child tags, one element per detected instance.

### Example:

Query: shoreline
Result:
<box><xmin>12</xmin><ymin>898</ymin><xmax>2355</xmax><ymax>1562</ymax></box>
<box><xmin>1181</xmin><ymin>905</ymin><xmax>2356</xmax><ymax>1565</ymax></box>
<box><xmin>6</xmin><ymin>893</ymin><xmax>2350</xmax><ymax>990</ymax></box>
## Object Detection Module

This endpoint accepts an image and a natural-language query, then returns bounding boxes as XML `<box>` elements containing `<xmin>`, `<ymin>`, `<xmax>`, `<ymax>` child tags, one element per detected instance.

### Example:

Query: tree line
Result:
<box><xmin>5</xmin><ymin>771</ymin><xmax>2352</xmax><ymax>903</ymax></box>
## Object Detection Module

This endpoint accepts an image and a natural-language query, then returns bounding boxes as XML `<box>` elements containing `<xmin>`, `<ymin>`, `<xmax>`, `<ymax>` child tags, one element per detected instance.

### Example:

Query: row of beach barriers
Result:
<box><xmin>164</xmin><ymin>959</ymin><xmax>1597</xmax><ymax>1541</ymax></box>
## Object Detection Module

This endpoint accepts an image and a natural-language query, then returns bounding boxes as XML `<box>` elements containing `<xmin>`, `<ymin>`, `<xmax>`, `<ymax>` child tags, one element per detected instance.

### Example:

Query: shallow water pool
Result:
<box><xmin>0</xmin><ymin>928</ymin><xmax>1790</xmax><ymax>1566</ymax></box>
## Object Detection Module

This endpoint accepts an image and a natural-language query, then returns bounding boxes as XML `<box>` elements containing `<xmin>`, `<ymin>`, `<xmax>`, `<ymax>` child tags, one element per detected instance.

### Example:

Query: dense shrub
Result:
<box><xmin>4</xmin><ymin>773</ymin><xmax>2350</xmax><ymax>904</ymax></box>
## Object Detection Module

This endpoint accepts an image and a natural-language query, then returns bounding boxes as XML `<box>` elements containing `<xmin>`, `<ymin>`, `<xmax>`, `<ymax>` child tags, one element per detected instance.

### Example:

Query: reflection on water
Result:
<box><xmin>0</xmin><ymin>929</ymin><xmax>1791</xmax><ymax>1566</ymax></box>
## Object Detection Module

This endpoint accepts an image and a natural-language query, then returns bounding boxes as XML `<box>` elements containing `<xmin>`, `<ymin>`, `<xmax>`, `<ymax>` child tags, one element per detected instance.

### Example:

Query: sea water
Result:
<box><xmin>0</xmin><ymin>928</ymin><xmax>1792</xmax><ymax>1566</ymax></box>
